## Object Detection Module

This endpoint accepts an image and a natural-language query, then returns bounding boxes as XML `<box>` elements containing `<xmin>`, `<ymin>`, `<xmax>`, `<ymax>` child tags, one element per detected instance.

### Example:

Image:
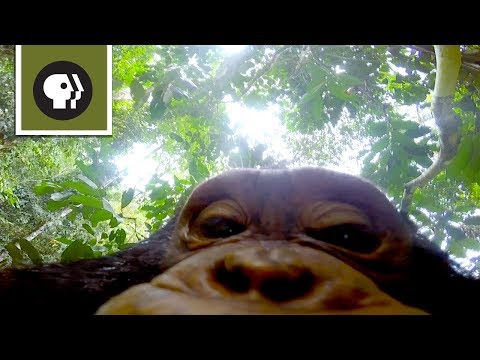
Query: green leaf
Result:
<box><xmin>46</xmin><ymin>200</ymin><xmax>70</xmax><ymax>211</ymax></box>
<box><xmin>82</xmin><ymin>223</ymin><xmax>95</xmax><ymax>235</ymax></box>
<box><xmin>118</xmin><ymin>243</ymin><xmax>136</xmax><ymax>250</ymax></box>
<box><xmin>329</xmin><ymin>82</ymin><xmax>355</xmax><ymax>101</ymax></box>
<box><xmin>448</xmin><ymin>241</ymin><xmax>466</xmax><ymax>258</ymax></box>
<box><xmin>413</xmin><ymin>155</ymin><xmax>433</xmax><ymax>169</ymax></box>
<box><xmin>370</xmin><ymin>136</ymin><xmax>389</xmax><ymax>153</ymax></box>
<box><xmin>70</xmin><ymin>195</ymin><xmax>103</xmax><ymax>209</ymax></box>
<box><xmin>115</xmin><ymin>228</ymin><xmax>127</xmax><ymax>245</ymax></box>
<box><xmin>101</xmin><ymin>232</ymin><xmax>109</xmax><ymax>239</ymax></box>
<box><xmin>462</xmin><ymin>135</ymin><xmax>480</xmax><ymax>182</ymax></box>
<box><xmin>150</xmin><ymin>184</ymin><xmax>170</xmax><ymax>201</ymax></box>
<box><xmin>88</xmin><ymin>238</ymin><xmax>97</xmax><ymax>246</ymax></box>
<box><xmin>17</xmin><ymin>239</ymin><xmax>43</xmax><ymax>265</ymax></box>
<box><xmin>369</xmin><ymin>122</ymin><xmax>388</xmax><ymax>137</ymax></box>
<box><xmin>188</xmin><ymin>159</ymin><xmax>200</xmax><ymax>180</ymax></box>
<box><xmin>169</xmin><ymin>132</ymin><xmax>185</xmax><ymax>143</ymax></box>
<box><xmin>109</xmin><ymin>217</ymin><xmax>120</xmax><ymax>228</ymax></box>
<box><xmin>81</xmin><ymin>206</ymin><xmax>94</xmax><ymax>220</ymax></box>
<box><xmin>446</xmin><ymin>135</ymin><xmax>474</xmax><ymax>178</ymax></box>
<box><xmin>405</xmin><ymin>126</ymin><xmax>431</xmax><ymax>139</ymax></box>
<box><xmin>311</xmin><ymin>99</ymin><xmax>325</xmax><ymax>124</ymax></box>
<box><xmin>121</xmin><ymin>188</ymin><xmax>135</xmax><ymax>209</ymax></box>
<box><xmin>393</xmin><ymin>132</ymin><xmax>416</xmax><ymax>149</ymax></box>
<box><xmin>150</xmin><ymin>96</ymin><xmax>166</xmax><ymax>120</ymax></box>
<box><xmin>5</xmin><ymin>242</ymin><xmax>24</xmax><ymax>265</ymax></box>
<box><xmin>67</xmin><ymin>211</ymin><xmax>77</xmax><ymax>222</ymax></box>
<box><xmin>90</xmin><ymin>209</ymin><xmax>113</xmax><ymax>227</ymax></box>
<box><xmin>113</xmin><ymin>77</ymin><xmax>123</xmax><ymax>90</ymax></box>
<box><xmin>196</xmin><ymin>160</ymin><xmax>209</xmax><ymax>179</ymax></box>
<box><xmin>130</xmin><ymin>78</ymin><xmax>145</xmax><ymax>103</ymax></box>
<box><xmin>62</xmin><ymin>180</ymin><xmax>99</xmax><ymax>197</ymax></box>
<box><xmin>462</xmin><ymin>238</ymin><xmax>480</xmax><ymax>251</ymax></box>
<box><xmin>75</xmin><ymin>160</ymin><xmax>100</xmax><ymax>186</ymax></box>
<box><xmin>61</xmin><ymin>240</ymin><xmax>94</xmax><ymax>264</ymax></box>
<box><xmin>77</xmin><ymin>174</ymin><xmax>98</xmax><ymax>189</ymax></box>
<box><xmin>465</xmin><ymin>216</ymin><xmax>480</xmax><ymax>225</ymax></box>
<box><xmin>392</xmin><ymin>119</ymin><xmax>423</xmax><ymax>131</ymax></box>
<box><xmin>55</xmin><ymin>237</ymin><xmax>72</xmax><ymax>245</ymax></box>
<box><xmin>33</xmin><ymin>182</ymin><xmax>62</xmax><ymax>195</ymax></box>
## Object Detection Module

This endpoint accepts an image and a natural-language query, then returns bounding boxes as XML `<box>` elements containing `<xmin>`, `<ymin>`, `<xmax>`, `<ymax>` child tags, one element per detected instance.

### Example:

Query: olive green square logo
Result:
<box><xmin>16</xmin><ymin>45</ymin><xmax>112</xmax><ymax>135</ymax></box>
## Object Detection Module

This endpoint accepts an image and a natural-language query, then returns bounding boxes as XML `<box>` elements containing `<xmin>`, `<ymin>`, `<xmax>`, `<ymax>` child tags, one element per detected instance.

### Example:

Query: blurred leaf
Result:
<box><xmin>405</xmin><ymin>126</ymin><xmax>431</xmax><ymax>139</ymax></box>
<box><xmin>121</xmin><ymin>188</ymin><xmax>135</xmax><ymax>209</ymax></box>
<box><xmin>70</xmin><ymin>195</ymin><xmax>103</xmax><ymax>209</ymax></box>
<box><xmin>90</xmin><ymin>209</ymin><xmax>113</xmax><ymax>227</ymax></box>
<box><xmin>61</xmin><ymin>240</ymin><xmax>94</xmax><ymax>263</ymax></box>
<box><xmin>370</xmin><ymin>136</ymin><xmax>389</xmax><ymax>153</ymax></box>
<box><xmin>67</xmin><ymin>211</ymin><xmax>77</xmax><ymax>222</ymax></box>
<box><xmin>5</xmin><ymin>242</ymin><xmax>24</xmax><ymax>265</ymax></box>
<box><xmin>150</xmin><ymin>95</ymin><xmax>166</xmax><ymax>120</ymax></box>
<box><xmin>448</xmin><ymin>241</ymin><xmax>466</xmax><ymax>258</ymax></box>
<box><xmin>75</xmin><ymin>160</ymin><xmax>100</xmax><ymax>186</ymax></box>
<box><xmin>196</xmin><ymin>160</ymin><xmax>209</xmax><ymax>179</ymax></box>
<box><xmin>46</xmin><ymin>200</ymin><xmax>70</xmax><ymax>211</ymax></box>
<box><xmin>446</xmin><ymin>135</ymin><xmax>474</xmax><ymax>178</ymax></box>
<box><xmin>465</xmin><ymin>216</ymin><xmax>480</xmax><ymax>226</ymax></box>
<box><xmin>112</xmin><ymin>77</ymin><xmax>123</xmax><ymax>90</ymax></box>
<box><xmin>33</xmin><ymin>182</ymin><xmax>62</xmax><ymax>195</ymax></box>
<box><xmin>463</xmin><ymin>238</ymin><xmax>480</xmax><ymax>251</ymax></box>
<box><xmin>169</xmin><ymin>132</ymin><xmax>186</xmax><ymax>143</ymax></box>
<box><xmin>17</xmin><ymin>239</ymin><xmax>43</xmax><ymax>265</ymax></box>
<box><xmin>77</xmin><ymin>174</ymin><xmax>98</xmax><ymax>189</ymax></box>
<box><xmin>130</xmin><ymin>78</ymin><xmax>145</xmax><ymax>103</ymax></box>
<box><xmin>62</xmin><ymin>180</ymin><xmax>99</xmax><ymax>197</ymax></box>
<box><xmin>118</xmin><ymin>243</ymin><xmax>136</xmax><ymax>250</ymax></box>
<box><xmin>109</xmin><ymin>217</ymin><xmax>120</xmax><ymax>228</ymax></box>
<box><xmin>55</xmin><ymin>237</ymin><xmax>72</xmax><ymax>245</ymax></box>
<box><xmin>188</xmin><ymin>159</ymin><xmax>200</xmax><ymax>180</ymax></box>
<box><xmin>82</xmin><ymin>223</ymin><xmax>95</xmax><ymax>235</ymax></box>
<box><xmin>369</xmin><ymin>122</ymin><xmax>388</xmax><ymax>137</ymax></box>
<box><xmin>115</xmin><ymin>228</ymin><xmax>127</xmax><ymax>245</ymax></box>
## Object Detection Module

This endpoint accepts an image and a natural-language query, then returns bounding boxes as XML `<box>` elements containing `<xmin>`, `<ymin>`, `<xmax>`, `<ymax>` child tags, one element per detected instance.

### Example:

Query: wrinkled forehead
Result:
<box><xmin>184</xmin><ymin>168</ymin><xmax>406</xmax><ymax>231</ymax></box>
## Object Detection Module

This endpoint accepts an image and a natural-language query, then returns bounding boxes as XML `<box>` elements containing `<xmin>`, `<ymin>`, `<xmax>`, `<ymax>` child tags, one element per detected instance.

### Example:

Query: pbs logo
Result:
<box><xmin>33</xmin><ymin>61</ymin><xmax>92</xmax><ymax>120</ymax></box>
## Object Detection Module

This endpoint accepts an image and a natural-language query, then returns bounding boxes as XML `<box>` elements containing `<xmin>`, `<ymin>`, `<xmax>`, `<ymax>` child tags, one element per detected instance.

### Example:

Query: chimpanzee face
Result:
<box><xmin>97</xmin><ymin>168</ymin><xmax>427</xmax><ymax>315</ymax></box>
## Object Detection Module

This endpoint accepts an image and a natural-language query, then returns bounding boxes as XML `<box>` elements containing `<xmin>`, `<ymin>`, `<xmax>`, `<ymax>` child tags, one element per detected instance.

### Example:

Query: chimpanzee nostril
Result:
<box><xmin>259</xmin><ymin>271</ymin><xmax>315</xmax><ymax>302</ymax></box>
<box><xmin>214</xmin><ymin>260</ymin><xmax>315</xmax><ymax>302</ymax></box>
<box><xmin>214</xmin><ymin>265</ymin><xmax>251</xmax><ymax>293</ymax></box>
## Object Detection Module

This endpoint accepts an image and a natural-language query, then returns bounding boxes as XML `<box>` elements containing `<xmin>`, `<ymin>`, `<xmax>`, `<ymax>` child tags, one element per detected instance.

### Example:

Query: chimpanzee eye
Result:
<box><xmin>305</xmin><ymin>224</ymin><xmax>380</xmax><ymax>253</ymax></box>
<box><xmin>200</xmin><ymin>217</ymin><xmax>247</xmax><ymax>239</ymax></box>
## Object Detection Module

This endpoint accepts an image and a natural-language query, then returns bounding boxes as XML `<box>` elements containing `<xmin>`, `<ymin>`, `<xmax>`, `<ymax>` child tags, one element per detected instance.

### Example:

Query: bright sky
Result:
<box><xmin>220</xmin><ymin>45</ymin><xmax>247</xmax><ymax>54</ymax></box>
<box><xmin>115</xmin><ymin>143</ymin><xmax>159</xmax><ymax>189</ymax></box>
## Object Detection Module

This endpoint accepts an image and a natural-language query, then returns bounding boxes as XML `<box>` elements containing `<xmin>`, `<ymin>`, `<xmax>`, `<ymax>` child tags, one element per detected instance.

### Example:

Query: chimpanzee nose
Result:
<box><xmin>213</xmin><ymin>245</ymin><xmax>316</xmax><ymax>302</ymax></box>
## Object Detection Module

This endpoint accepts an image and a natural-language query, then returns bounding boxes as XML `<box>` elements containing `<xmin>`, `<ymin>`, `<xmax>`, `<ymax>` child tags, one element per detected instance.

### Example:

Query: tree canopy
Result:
<box><xmin>1</xmin><ymin>44</ymin><xmax>479</xmax><ymax>274</ymax></box>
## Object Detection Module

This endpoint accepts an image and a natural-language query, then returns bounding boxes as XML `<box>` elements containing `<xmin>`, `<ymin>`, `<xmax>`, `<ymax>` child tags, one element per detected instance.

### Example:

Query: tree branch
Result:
<box><xmin>401</xmin><ymin>45</ymin><xmax>462</xmax><ymax>213</ymax></box>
